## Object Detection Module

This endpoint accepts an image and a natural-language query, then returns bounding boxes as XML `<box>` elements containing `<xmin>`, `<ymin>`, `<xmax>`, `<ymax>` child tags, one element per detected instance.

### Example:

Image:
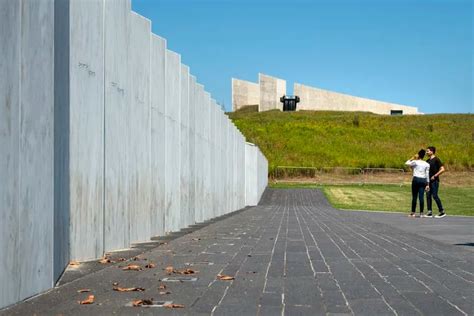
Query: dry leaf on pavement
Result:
<box><xmin>132</xmin><ymin>299</ymin><xmax>154</xmax><ymax>307</ymax></box>
<box><xmin>99</xmin><ymin>258</ymin><xmax>113</xmax><ymax>264</ymax></box>
<box><xmin>217</xmin><ymin>274</ymin><xmax>235</xmax><ymax>281</ymax></box>
<box><xmin>122</xmin><ymin>264</ymin><xmax>142</xmax><ymax>271</ymax></box>
<box><xmin>175</xmin><ymin>268</ymin><xmax>197</xmax><ymax>275</ymax></box>
<box><xmin>165</xmin><ymin>266</ymin><xmax>174</xmax><ymax>274</ymax></box>
<box><xmin>145</xmin><ymin>263</ymin><xmax>156</xmax><ymax>268</ymax></box>
<box><xmin>113</xmin><ymin>286</ymin><xmax>145</xmax><ymax>292</ymax></box>
<box><xmin>78</xmin><ymin>295</ymin><xmax>95</xmax><ymax>305</ymax></box>
<box><xmin>69</xmin><ymin>261</ymin><xmax>80</xmax><ymax>266</ymax></box>
<box><xmin>158</xmin><ymin>284</ymin><xmax>167</xmax><ymax>290</ymax></box>
<box><xmin>163</xmin><ymin>303</ymin><xmax>184</xmax><ymax>308</ymax></box>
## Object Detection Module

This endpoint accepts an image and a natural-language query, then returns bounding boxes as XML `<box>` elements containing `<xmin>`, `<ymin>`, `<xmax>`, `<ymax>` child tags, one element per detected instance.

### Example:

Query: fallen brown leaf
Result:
<box><xmin>163</xmin><ymin>303</ymin><xmax>184</xmax><ymax>309</ymax></box>
<box><xmin>164</xmin><ymin>267</ymin><xmax>198</xmax><ymax>275</ymax></box>
<box><xmin>116</xmin><ymin>257</ymin><xmax>126</xmax><ymax>262</ymax></box>
<box><xmin>112</xmin><ymin>282</ymin><xmax>119</xmax><ymax>286</ymax></box>
<box><xmin>78</xmin><ymin>295</ymin><xmax>95</xmax><ymax>305</ymax></box>
<box><xmin>77</xmin><ymin>289</ymin><xmax>91</xmax><ymax>293</ymax></box>
<box><xmin>122</xmin><ymin>264</ymin><xmax>142</xmax><ymax>271</ymax></box>
<box><xmin>99</xmin><ymin>258</ymin><xmax>113</xmax><ymax>264</ymax></box>
<box><xmin>69</xmin><ymin>261</ymin><xmax>80</xmax><ymax>266</ymax></box>
<box><xmin>191</xmin><ymin>238</ymin><xmax>201</xmax><ymax>241</ymax></box>
<box><xmin>145</xmin><ymin>263</ymin><xmax>156</xmax><ymax>268</ymax></box>
<box><xmin>113</xmin><ymin>286</ymin><xmax>145</xmax><ymax>292</ymax></box>
<box><xmin>132</xmin><ymin>300</ymin><xmax>141</xmax><ymax>307</ymax></box>
<box><xmin>217</xmin><ymin>274</ymin><xmax>235</xmax><ymax>281</ymax></box>
<box><xmin>132</xmin><ymin>299</ymin><xmax>154</xmax><ymax>307</ymax></box>
<box><xmin>158</xmin><ymin>284</ymin><xmax>167</xmax><ymax>290</ymax></box>
<box><xmin>175</xmin><ymin>268</ymin><xmax>197</xmax><ymax>275</ymax></box>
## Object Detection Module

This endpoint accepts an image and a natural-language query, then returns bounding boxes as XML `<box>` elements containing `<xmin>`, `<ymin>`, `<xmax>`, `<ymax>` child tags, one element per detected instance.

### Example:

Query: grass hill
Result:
<box><xmin>228</xmin><ymin>107</ymin><xmax>474</xmax><ymax>173</ymax></box>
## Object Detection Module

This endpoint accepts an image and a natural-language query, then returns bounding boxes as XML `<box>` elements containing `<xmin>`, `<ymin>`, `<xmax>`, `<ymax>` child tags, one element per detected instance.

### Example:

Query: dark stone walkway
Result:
<box><xmin>2</xmin><ymin>189</ymin><xmax>473</xmax><ymax>315</ymax></box>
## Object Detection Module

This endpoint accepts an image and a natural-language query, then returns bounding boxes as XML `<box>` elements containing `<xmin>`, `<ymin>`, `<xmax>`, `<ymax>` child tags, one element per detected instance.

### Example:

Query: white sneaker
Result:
<box><xmin>435</xmin><ymin>213</ymin><xmax>446</xmax><ymax>218</ymax></box>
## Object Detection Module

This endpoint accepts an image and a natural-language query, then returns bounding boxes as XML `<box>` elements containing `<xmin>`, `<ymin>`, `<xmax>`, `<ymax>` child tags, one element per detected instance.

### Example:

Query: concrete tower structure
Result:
<box><xmin>232</xmin><ymin>78</ymin><xmax>259</xmax><ymax>111</ymax></box>
<box><xmin>258</xmin><ymin>73</ymin><xmax>286</xmax><ymax>112</ymax></box>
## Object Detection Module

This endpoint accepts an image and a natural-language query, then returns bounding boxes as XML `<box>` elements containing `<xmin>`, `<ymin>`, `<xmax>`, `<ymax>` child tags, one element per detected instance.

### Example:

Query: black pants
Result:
<box><xmin>427</xmin><ymin>181</ymin><xmax>444</xmax><ymax>213</ymax></box>
<box><xmin>411</xmin><ymin>177</ymin><xmax>427</xmax><ymax>213</ymax></box>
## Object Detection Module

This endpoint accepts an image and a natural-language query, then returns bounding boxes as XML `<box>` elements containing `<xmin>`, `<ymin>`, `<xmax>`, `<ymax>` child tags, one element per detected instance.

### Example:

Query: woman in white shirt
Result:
<box><xmin>405</xmin><ymin>149</ymin><xmax>430</xmax><ymax>217</ymax></box>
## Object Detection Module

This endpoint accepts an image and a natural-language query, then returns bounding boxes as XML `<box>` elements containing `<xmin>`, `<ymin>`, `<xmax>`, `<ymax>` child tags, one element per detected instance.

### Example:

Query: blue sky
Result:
<box><xmin>132</xmin><ymin>0</ymin><xmax>473</xmax><ymax>114</ymax></box>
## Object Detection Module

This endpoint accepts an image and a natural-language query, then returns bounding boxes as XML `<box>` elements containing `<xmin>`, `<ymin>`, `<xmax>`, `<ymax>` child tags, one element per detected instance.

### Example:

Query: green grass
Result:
<box><xmin>270</xmin><ymin>183</ymin><xmax>474</xmax><ymax>216</ymax></box>
<box><xmin>228</xmin><ymin>110</ymin><xmax>474</xmax><ymax>172</ymax></box>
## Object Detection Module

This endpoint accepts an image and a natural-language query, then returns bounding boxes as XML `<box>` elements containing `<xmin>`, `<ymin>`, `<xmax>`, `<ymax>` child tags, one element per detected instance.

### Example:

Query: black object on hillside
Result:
<box><xmin>280</xmin><ymin>95</ymin><xmax>299</xmax><ymax>111</ymax></box>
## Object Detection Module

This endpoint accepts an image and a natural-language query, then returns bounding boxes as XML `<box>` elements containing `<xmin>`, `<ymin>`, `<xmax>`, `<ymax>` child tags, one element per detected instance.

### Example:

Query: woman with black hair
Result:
<box><xmin>405</xmin><ymin>149</ymin><xmax>430</xmax><ymax>217</ymax></box>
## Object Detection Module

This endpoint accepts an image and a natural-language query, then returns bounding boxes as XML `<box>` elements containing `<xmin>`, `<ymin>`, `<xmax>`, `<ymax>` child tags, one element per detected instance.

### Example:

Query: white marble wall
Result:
<box><xmin>103</xmin><ymin>0</ymin><xmax>131</xmax><ymax>252</ymax></box>
<box><xmin>188</xmin><ymin>75</ymin><xmax>197</xmax><ymax>225</ymax></box>
<box><xmin>0</xmin><ymin>2</ymin><xmax>21</xmax><ymax>307</ymax></box>
<box><xmin>215</xmin><ymin>108</ymin><xmax>223</xmax><ymax>217</ymax></box>
<box><xmin>231</xmin><ymin>123</ymin><xmax>237</xmax><ymax>212</ymax></box>
<box><xmin>245</xmin><ymin>144</ymin><xmax>258</xmax><ymax>206</ymax></box>
<box><xmin>0</xmin><ymin>1</ymin><xmax>268</xmax><ymax>309</ymax></box>
<box><xmin>245</xmin><ymin>143</ymin><xmax>269</xmax><ymax>206</ymax></box>
<box><xmin>180</xmin><ymin>65</ymin><xmax>190</xmax><ymax>228</ymax></box>
<box><xmin>165</xmin><ymin>50</ymin><xmax>181</xmax><ymax>232</ymax></box>
<box><xmin>194</xmin><ymin>84</ymin><xmax>205</xmax><ymax>223</ymax></box>
<box><xmin>238</xmin><ymin>132</ymin><xmax>246</xmax><ymax>209</ymax></box>
<box><xmin>227</xmin><ymin>118</ymin><xmax>233</xmax><ymax>214</ymax></box>
<box><xmin>150</xmin><ymin>34</ymin><xmax>166</xmax><ymax>237</ymax></box>
<box><xmin>203</xmin><ymin>92</ymin><xmax>212</xmax><ymax>221</ymax></box>
<box><xmin>0</xmin><ymin>0</ymin><xmax>54</xmax><ymax>308</ymax></box>
<box><xmin>257</xmin><ymin>147</ymin><xmax>269</xmax><ymax>202</ymax></box>
<box><xmin>210</xmin><ymin>100</ymin><xmax>217</xmax><ymax>219</ymax></box>
<box><xmin>54</xmin><ymin>0</ymin><xmax>107</xmax><ymax>269</ymax></box>
<box><xmin>129</xmin><ymin>12</ymin><xmax>152</xmax><ymax>243</ymax></box>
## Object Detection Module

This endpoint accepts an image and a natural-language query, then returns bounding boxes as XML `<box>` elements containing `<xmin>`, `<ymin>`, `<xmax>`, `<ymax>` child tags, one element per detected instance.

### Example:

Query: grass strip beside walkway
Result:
<box><xmin>270</xmin><ymin>183</ymin><xmax>474</xmax><ymax>216</ymax></box>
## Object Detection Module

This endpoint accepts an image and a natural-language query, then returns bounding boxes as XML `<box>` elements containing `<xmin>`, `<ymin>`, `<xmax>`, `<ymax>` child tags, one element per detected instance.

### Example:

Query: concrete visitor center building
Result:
<box><xmin>232</xmin><ymin>73</ymin><xmax>420</xmax><ymax>115</ymax></box>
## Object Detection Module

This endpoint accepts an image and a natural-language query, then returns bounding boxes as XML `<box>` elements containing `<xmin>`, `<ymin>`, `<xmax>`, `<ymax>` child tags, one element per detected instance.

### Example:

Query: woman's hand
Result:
<box><xmin>425</xmin><ymin>185</ymin><xmax>430</xmax><ymax>192</ymax></box>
